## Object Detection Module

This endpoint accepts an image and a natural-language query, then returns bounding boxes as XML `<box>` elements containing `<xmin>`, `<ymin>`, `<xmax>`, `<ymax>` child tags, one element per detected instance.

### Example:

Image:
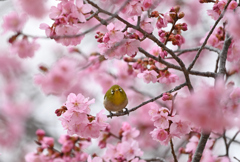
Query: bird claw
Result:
<box><xmin>124</xmin><ymin>108</ymin><xmax>129</xmax><ymax>116</ymax></box>
<box><xmin>109</xmin><ymin>111</ymin><xmax>113</xmax><ymax>118</ymax></box>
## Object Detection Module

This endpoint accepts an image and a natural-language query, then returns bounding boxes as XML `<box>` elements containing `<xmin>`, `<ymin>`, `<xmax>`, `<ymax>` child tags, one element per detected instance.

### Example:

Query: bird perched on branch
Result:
<box><xmin>104</xmin><ymin>84</ymin><xmax>129</xmax><ymax>118</ymax></box>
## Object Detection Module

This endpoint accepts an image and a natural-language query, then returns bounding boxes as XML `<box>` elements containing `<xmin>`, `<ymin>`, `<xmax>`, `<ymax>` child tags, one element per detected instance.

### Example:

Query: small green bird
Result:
<box><xmin>104</xmin><ymin>85</ymin><xmax>129</xmax><ymax>117</ymax></box>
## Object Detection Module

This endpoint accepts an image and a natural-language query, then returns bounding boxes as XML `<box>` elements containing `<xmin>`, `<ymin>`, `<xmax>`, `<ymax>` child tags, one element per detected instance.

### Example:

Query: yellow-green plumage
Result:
<box><xmin>104</xmin><ymin>85</ymin><xmax>128</xmax><ymax>112</ymax></box>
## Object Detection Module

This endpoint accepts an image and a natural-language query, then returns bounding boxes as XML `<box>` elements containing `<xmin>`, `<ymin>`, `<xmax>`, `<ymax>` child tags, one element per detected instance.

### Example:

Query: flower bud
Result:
<box><xmin>178</xmin><ymin>12</ymin><xmax>185</xmax><ymax>19</ymax></box>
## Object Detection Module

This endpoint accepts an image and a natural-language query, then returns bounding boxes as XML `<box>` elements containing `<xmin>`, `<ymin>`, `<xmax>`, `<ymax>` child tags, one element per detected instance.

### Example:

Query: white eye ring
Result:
<box><xmin>111</xmin><ymin>90</ymin><xmax>114</xmax><ymax>95</ymax></box>
<box><xmin>119</xmin><ymin>88</ymin><xmax>122</xmax><ymax>92</ymax></box>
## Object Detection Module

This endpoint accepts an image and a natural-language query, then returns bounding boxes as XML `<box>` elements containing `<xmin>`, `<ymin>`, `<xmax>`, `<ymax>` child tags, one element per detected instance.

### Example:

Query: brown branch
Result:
<box><xmin>218</xmin><ymin>36</ymin><xmax>232</xmax><ymax>75</ymax></box>
<box><xmin>107</xmin><ymin>82</ymin><xmax>187</xmax><ymax>118</ymax></box>
<box><xmin>170</xmin><ymin>138</ymin><xmax>178</xmax><ymax>162</ymax></box>
<box><xmin>85</xmin><ymin>0</ymin><xmax>193</xmax><ymax>92</ymax></box>
<box><xmin>187</xmin><ymin>0</ymin><xmax>232</xmax><ymax>71</ymax></box>
<box><xmin>172</xmin><ymin>45</ymin><xmax>221</xmax><ymax>58</ymax></box>
<box><xmin>145</xmin><ymin>157</ymin><xmax>166</xmax><ymax>162</ymax></box>
<box><xmin>139</xmin><ymin>47</ymin><xmax>217</xmax><ymax>78</ymax></box>
<box><xmin>192</xmin><ymin>132</ymin><xmax>210</xmax><ymax>162</ymax></box>
<box><xmin>191</xmin><ymin>2</ymin><xmax>233</xmax><ymax>162</ymax></box>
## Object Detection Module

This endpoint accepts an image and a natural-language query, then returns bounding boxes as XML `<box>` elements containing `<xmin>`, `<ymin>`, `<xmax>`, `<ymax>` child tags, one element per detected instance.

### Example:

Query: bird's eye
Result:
<box><xmin>111</xmin><ymin>89</ymin><xmax>114</xmax><ymax>95</ymax></box>
<box><xmin>119</xmin><ymin>88</ymin><xmax>122</xmax><ymax>92</ymax></box>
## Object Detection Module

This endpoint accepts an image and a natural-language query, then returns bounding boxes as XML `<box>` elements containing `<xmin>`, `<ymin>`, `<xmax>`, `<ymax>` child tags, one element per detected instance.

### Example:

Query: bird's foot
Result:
<box><xmin>124</xmin><ymin>108</ymin><xmax>129</xmax><ymax>116</ymax></box>
<box><xmin>109</xmin><ymin>111</ymin><xmax>114</xmax><ymax>118</ymax></box>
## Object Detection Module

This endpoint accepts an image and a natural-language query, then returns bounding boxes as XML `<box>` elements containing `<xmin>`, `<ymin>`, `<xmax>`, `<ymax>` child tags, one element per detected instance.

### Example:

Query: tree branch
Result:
<box><xmin>107</xmin><ymin>82</ymin><xmax>187</xmax><ymax>118</ymax></box>
<box><xmin>187</xmin><ymin>0</ymin><xmax>232</xmax><ymax>71</ymax></box>
<box><xmin>192</xmin><ymin>132</ymin><xmax>211</xmax><ymax>162</ymax></box>
<box><xmin>191</xmin><ymin>2</ymin><xmax>233</xmax><ymax>161</ymax></box>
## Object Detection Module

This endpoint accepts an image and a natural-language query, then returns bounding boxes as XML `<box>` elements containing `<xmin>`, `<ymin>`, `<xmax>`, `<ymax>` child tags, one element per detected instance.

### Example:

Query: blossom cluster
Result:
<box><xmin>152</xmin><ymin>6</ymin><xmax>187</xmax><ymax>46</ymax></box>
<box><xmin>149</xmin><ymin>103</ymin><xmax>191</xmax><ymax>146</ymax></box>
<box><xmin>180</xmin><ymin>135</ymin><xmax>230</xmax><ymax>162</ymax></box>
<box><xmin>25</xmin><ymin>123</ymin><xmax>145</xmax><ymax>162</ymax></box>
<box><xmin>34</xmin><ymin>57</ymin><xmax>80</xmax><ymax>95</ymax></box>
<box><xmin>96</xmin><ymin>22</ymin><xmax>141</xmax><ymax>59</ymax></box>
<box><xmin>101</xmin><ymin>122</ymin><xmax>144</xmax><ymax>162</ymax></box>
<box><xmin>40</xmin><ymin>0</ymin><xmax>92</xmax><ymax>46</ymax></box>
<box><xmin>176</xmin><ymin>81</ymin><xmax>240</xmax><ymax>132</ymax></box>
<box><xmin>56</xmin><ymin>93</ymin><xmax>109</xmax><ymax>139</ymax></box>
<box><xmin>25</xmin><ymin>129</ymin><xmax>91</xmax><ymax>162</ymax></box>
<box><xmin>2</xmin><ymin>12</ymin><xmax>40</xmax><ymax>58</ymax></box>
<box><xmin>0</xmin><ymin>53</ymin><xmax>32</xmax><ymax>148</ymax></box>
<box><xmin>206</xmin><ymin>0</ymin><xmax>237</xmax><ymax>20</ymax></box>
<box><xmin>125</xmin><ymin>57</ymin><xmax>179</xmax><ymax>84</ymax></box>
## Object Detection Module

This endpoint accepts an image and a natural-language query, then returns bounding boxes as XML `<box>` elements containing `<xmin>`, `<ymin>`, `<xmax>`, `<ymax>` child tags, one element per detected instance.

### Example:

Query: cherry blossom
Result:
<box><xmin>137</xmin><ymin>70</ymin><xmax>158</xmax><ymax>83</ymax></box>
<box><xmin>2</xmin><ymin>12</ymin><xmax>27</xmax><ymax>33</ymax></box>
<box><xmin>17</xmin><ymin>0</ymin><xmax>48</xmax><ymax>18</ymax></box>
<box><xmin>11</xmin><ymin>38</ymin><xmax>40</xmax><ymax>58</ymax></box>
<box><xmin>150</xmin><ymin>128</ymin><xmax>170</xmax><ymax>146</ymax></box>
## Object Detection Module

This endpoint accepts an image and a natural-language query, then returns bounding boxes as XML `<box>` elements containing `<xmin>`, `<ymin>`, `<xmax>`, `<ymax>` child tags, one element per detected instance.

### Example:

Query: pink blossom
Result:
<box><xmin>2</xmin><ymin>12</ymin><xmax>27</xmax><ymax>33</ymax></box>
<box><xmin>158</xmin><ymin>70</ymin><xmax>179</xmax><ymax>84</ymax></box>
<box><xmin>60</xmin><ymin>95</ymin><xmax>109</xmax><ymax>138</ymax></box>
<box><xmin>162</xmin><ymin>93</ymin><xmax>172</xmax><ymax>101</ymax></box>
<box><xmin>225</xmin><ymin>9</ymin><xmax>240</xmax><ymax>41</ymax></box>
<box><xmin>200</xmin><ymin>26</ymin><xmax>224</xmax><ymax>49</ymax></box>
<box><xmin>185</xmin><ymin>136</ymin><xmax>199</xmax><ymax>153</ymax></box>
<box><xmin>11</xmin><ymin>38</ymin><xmax>40</xmax><ymax>58</ymax></box>
<box><xmin>149</xmin><ymin>105</ymin><xmax>170</xmax><ymax>118</ymax></box>
<box><xmin>40</xmin><ymin>0</ymin><xmax>89</xmax><ymax>46</ymax></box>
<box><xmin>73</xmin><ymin>0</ymin><xmax>92</xmax><ymax>22</ymax></box>
<box><xmin>120</xmin><ymin>39</ymin><xmax>140</xmax><ymax>57</ymax></box>
<box><xmin>121</xmin><ymin>122</ymin><xmax>140</xmax><ymax>141</ymax></box>
<box><xmin>137</xmin><ymin>70</ymin><xmax>158</xmax><ymax>83</ymax></box>
<box><xmin>140</xmin><ymin>18</ymin><xmax>154</xmax><ymax>34</ymax></box>
<box><xmin>0</xmin><ymin>121</ymin><xmax>23</xmax><ymax>147</ymax></box>
<box><xmin>176</xmin><ymin>81</ymin><xmax>240</xmax><ymax>132</ymax></box>
<box><xmin>17</xmin><ymin>0</ymin><xmax>48</xmax><ymax>18</ymax></box>
<box><xmin>156</xmin><ymin>15</ymin><xmax>168</xmax><ymax>29</ymax></box>
<box><xmin>0</xmin><ymin>53</ymin><xmax>22</xmax><ymax>78</ymax></box>
<box><xmin>207</xmin><ymin>0</ymin><xmax>237</xmax><ymax>20</ymax></box>
<box><xmin>79</xmin><ymin>122</ymin><xmax>102</xmax><ymax>138</ymax></box>
<box><xmin>150</xmin><ymin>46</ymin><xmax>167</xmax><ymax>58</ymax></box>
<box><xmin>59</xmin><ymin>111</ymin><xmax>88</xmax><ymax>135</ymax></box>
<box><xmin>65</xmin><ymin>93</ymin><xmax>94</xmax><ymax>113</ymax></box>
<box><xmin>106</xmin><ymin>22</ymin><xmax>125</xmax><ymax>43</ymax></box>
<box><xmin>150</xmin><ymin>128</ymin><xmax>170</xmax><ymax>145</ymax></box>
<box><xmin>41</xmin><ymin>137</ymin><xmax>54</xmax><ymax>148</ymax></box>
<box><xmin>95</xmin><ymin>109</ymin><xmax>109</xmax><ymax>130</ymax></box>
<box><xmin>169</xmin><ymin>115</ymin><xmax>191</xmax><ymax>138</ymax></box>
<box><xmin>55</xmin><ymin>24</ymin><xmax>84</xmax><ymax>46</ymax></box>
<box><xmin>25</xmin><ymin>153</ymin><xmax>44</xmax><ymax>162</ymax></box>
<box><xmin>121</xmin><ymin>0</ymin><xmax>142</xmax><ymax>17</ymax></box>
<box><xmin>34</xmin><ymin>57</ymin><xmax>78</xmax><ymax>95</ymax></box>
<box><xmin>98</xmin><ymin>43</ymin><xmax>123</xmax><ymax>59</ymax></box>
<box><xmin>117</xmin><ymin>141</ymin><xmax>143</xmax><ymax>161</ymax></box>
<box><xmin>36</xmin><ymin>129</ymin><xmax>45</xmax><ymax>136</ymax></box>
<box><xmin>227</xmin><ymin>42</ymin><xmax>240</xmax><ymax>62</ymax></box>
<box><xmin>87</xmin><ymin>156</ymin><xmax>103</xmax><ymax>162</ymax></box>
<box><xmin>151</xmin><ymin>111</ymin><xmax>169</xmax><ymax>129</ymax></box>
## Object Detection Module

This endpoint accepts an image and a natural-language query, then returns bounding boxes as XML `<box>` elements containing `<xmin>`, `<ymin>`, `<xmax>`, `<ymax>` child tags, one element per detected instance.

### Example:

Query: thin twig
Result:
<box><xmin>170</xmin><ymin>138</ymin><xmax>178</xmax><ymax>162</ymax></box>
<box><xmin>139</xmin><ymin>47</ymin><xmax>217</xmax><ymax>78</ymax></box>
<box><xmin>172</xmin><ymin>45</ymin><xmax>221</xmax><ymax>58</ymax></box>
<box><xmin>222</xmin><ymin>131</ymin><xmax>229</xmax><ymax>156</ymax></box>
<box><xmin>145</xmin><ymin>157</ymin><xmax>166</xmax><ymax>162</ymax></box>
<box><xmin>234</xmin><ymin>157</ymin><xmax>240</xmax><ymax>162</ymax></box>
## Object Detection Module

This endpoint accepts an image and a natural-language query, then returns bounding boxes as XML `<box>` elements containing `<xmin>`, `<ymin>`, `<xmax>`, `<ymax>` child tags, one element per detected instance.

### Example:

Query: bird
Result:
<box><xmin>103</xmin><ymin>84</ymin><xmax>129</xmax><ymax>118</ymax></box>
